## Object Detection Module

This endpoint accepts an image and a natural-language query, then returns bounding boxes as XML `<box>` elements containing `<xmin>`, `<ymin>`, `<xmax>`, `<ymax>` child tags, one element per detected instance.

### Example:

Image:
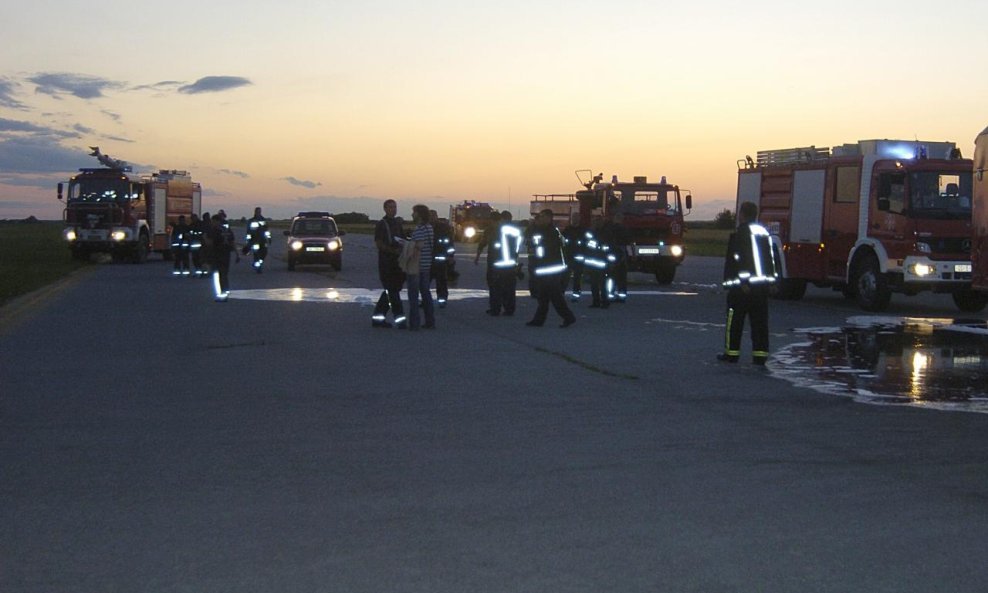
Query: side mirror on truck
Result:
<box><xmin>685</xmin><ymin>194</ymin><xmax>693</xmax><ymax>210</ymax></box>
<box><xmin>57</xmin><ymin>182</ymin><xmax>63</xmax><ymax>201</ymax></box>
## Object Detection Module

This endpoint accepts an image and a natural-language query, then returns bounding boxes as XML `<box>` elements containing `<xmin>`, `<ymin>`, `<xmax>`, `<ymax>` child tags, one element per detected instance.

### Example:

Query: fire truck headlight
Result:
<box><xmin>290</xmin><ymin>240</ymin><xmax>304</xmax><ymax>251</ymax></box>
<box><xmin>915</xmin><ymin>242</ymin><xmax>932</xmax><ymax>254</ymax></box>
<box><xmin>464</xmin><ymin>226</ymin><xmax>476</xmax><ymax>239</ymax></box>
<box><xmin>910</xmin><ymin>263</ymin><xmax>934</xmax><ymax>277</ymax></box>
<box><xmin>327</xmin><ymin>240</ymin><xmax>340</xmax><ymax>251</ymax></box>
<box><xmin>670</xmin><ymin>245</ymin><xmax>684</xmax><ymax>257</ymax></box>
<box><xmin>111</xmin><ymin>230</ymin><xmax>127</xmax><ymax>242</ymax></box>
<box><xmin>64</xmin><ymin>229</ymin><xmax>77</xmax><ymax>242</ymax></box>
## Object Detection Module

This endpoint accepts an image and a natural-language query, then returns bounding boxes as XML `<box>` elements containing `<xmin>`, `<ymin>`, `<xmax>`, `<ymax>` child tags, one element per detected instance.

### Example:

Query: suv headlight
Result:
<box><xmin>290</xmin><ymin>240</ymin><xmax>303</xmax><ymax>251</ymax></box>
<box><xmin>328</xmin><ymin>240</ymin><xmax>340</xmax><ymax>251</ymax></box>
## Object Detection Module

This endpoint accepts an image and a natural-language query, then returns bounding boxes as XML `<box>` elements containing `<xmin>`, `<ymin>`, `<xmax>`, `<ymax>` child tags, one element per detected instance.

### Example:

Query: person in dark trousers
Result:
<box><xmin>475</xmin><ymin>210</ymin><xmax>524</xmax><ymax>316</ymax></box>
<box><xmin>188</xmin><ymin>213</ymin><xmax>206</xmax><ymax>276</ymax></box>
<box><xmin>583</xmin><ymin>217</ymin><xmax>614</xmax><ymax>309</ymax></box>
<box><xmin>372</xmin><ymin>199</ymin><xmax>407</xmax><ymax>328</ymax></box>
<box><xmin>243</xmin><ymin>206</ymin><xmax>271</xmax><ymax>273</ymax></box>
<box><xmin>429</xmin><ymin>209</ymin><xmax>453</xmax><ymax>308</ymax></box>
<box><xmin>169</xmin><ymin>215</ymin><xmax>191</xmax><ymax>276</ymax></box>
<box><xmin>562</xmin><ymin>213</ymin><xmax>586</xmax><ymax>302</ymax></box>
<box><xmin>526</xmin><ymin>209</ymin><xmax>577</xmax><ymax>328</ymax></box>
<box><xmin>598</xmin><ymin>211</ymin><xmax>630</xmax><ymax>302</ymax></box>
<box><xmin>207</xmin><ymin>213</ymin><xmax>239</xmax><ymax>302</ymax></box>
<box><xmin>719</xmin><ymin>201</ymin><xmax>779</xmax><ymax>365</ymax></box>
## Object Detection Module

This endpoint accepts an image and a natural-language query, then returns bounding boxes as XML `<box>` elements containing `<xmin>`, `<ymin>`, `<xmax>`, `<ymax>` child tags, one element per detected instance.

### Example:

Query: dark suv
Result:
<box><xmin>284</xmin><ymin>212</ymin><xmax>345</xmax><ymax>271</ymax></box>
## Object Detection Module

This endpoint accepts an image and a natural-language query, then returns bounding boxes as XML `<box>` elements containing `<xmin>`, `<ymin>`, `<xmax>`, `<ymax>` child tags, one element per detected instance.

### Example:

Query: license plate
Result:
<box><xmin>955</xmin><ymin>264</ymin><xmax>972</xmax><ymax>273</ymax></box>
<box><xmin>637</xmin><ymin>247</ymin><xmax>660</xmax><ymax>255</ymax></box>
<box><xmin>86</xmin><ymin>233</ymin><xmax>104</xmax><ymax>241</ymax></box>
<box><xmin>306</xmin><ymin>246</ymin><xmax>326</xmax><ymax>252</ymax></box>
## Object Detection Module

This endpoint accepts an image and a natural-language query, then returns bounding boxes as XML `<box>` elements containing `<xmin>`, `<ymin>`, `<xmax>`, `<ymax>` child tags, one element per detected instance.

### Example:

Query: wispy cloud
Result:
<box><xmin>0</xmin><ymin>78</ymin><xmax>27</xmax><ymax>110</ymax></box>
<box><xmin>219</xmin><ymin>168</ymin><xmax>250</xmax><ymax>178</ymax></box>
<box><xmin>28</xmin><ymin>73</ymin><xmax>124</xmax><ymax>100</ymax></box>
<box><xmin>0</xmin><ymin>118</ymin><xmax>57</xmax><ymax>134</ymax></box>
<box><xmin>282</xmin><ymin>176</ymin><xmax>321</xmax><ymax>189</ymax></box>
<box><xmin>0</xmin><ymin>136</ymin><xmax>92</xmax><ymax>173</ymax></box>
<box><xmin>178</xmin><ymin>76</ymin><xmax>252</xmax><ymax>94</ymax></box>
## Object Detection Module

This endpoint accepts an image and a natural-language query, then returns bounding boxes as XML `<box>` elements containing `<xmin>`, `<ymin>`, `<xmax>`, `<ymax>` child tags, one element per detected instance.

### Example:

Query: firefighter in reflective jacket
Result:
<box><xmin>583</xmin><ymin>219</ymin><xmax>616</xmax><ymax>309</ymax></box>
<box><xmin>429</xmin><ymin>210</ymin><xmax>455</xmax><ymax>307</ymax></box>
<box><xmin>719</xmin><ymin>201</ymin><xmax>779</xmax><ymax>365</ymax></box>
<box><xmin>476</xmin><ymin>211</ymin><xmax>524</xmax><ymax>316</ymax></box>
<box><xmin>526</xmin><ymin>209</ymin><xmax>577</xmax><ymax>327</ymax></box>
<box><xmin>243</xmin><ymin>207</ymin><xmax>272</xmax><ymax>273</ymax></box>
<box><xmin>170</xmin><ymin>215</ymin><xmax>192</xmax><ymax>276</ymax></box>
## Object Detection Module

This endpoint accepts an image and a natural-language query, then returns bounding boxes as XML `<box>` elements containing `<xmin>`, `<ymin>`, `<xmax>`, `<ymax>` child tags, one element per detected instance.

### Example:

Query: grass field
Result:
<box><xmin>0</xmin><ymin>222</ymin><xmax>89</xmax><ymax>307</ymax></box>
<box><xmin>0</xmin><ymin>221</ymin><xmax>729</xmax><ymax>307</ymax></box>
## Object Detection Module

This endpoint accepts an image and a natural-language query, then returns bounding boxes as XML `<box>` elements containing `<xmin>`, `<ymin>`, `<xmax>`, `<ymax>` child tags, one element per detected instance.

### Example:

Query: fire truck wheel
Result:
<box><xmin>853</xmin><ymin>255</ymin><xmax>891</xmax><ymax>312</ymax></box>
<box><xmin>131</xmin><ymin>233</ymin><xmax>149</xmax><ymax>264</ymax></box>
<box><xmin>952</xmin><ymin>289</ymin><xmax>988</xmax><ymax>313</ymax></box>
<box><xmin>654</xmin><ymin>265</ymin><xmax>676</xmax><ymax>285</ymax></box>
<box><xmin>775</xmin><ymin>278</ymin><xmax>807</xmax><ymax>300</ymax></box>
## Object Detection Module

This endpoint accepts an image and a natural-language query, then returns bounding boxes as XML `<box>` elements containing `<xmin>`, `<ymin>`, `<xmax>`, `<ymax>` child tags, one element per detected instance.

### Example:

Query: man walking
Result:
<box><xmin>372</xmin><ymin>199</ymin><xmax>407</xmax><ymax>328</ymax></box>
<box><xmin>526</xmin><ymin>209</ymin><xmax>576</xmax><ymax>328</ymax></box>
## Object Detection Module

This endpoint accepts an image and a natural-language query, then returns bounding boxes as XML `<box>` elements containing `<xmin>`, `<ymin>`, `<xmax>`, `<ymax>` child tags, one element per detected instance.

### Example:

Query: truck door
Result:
<box><xmin>870</xmin><ymin>170</ymin><xmax>908</xmax><ymax>261</ymax></box>
<box><xmin>823</xmin><ymin>164</ymin><xmax>861</xmax><ymax>280</ymax></box>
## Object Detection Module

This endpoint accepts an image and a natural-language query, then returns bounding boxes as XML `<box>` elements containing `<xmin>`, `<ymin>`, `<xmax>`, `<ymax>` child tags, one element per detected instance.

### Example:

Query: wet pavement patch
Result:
<box><xmin>772</xmin><ymin>316</ymin><xmax>988</xmax><ymax>414</ymax></box>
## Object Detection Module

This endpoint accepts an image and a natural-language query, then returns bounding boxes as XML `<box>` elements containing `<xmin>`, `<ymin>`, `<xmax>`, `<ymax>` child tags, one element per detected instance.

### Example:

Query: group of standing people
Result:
<box><xmin>170</xmin><ymin>208</ymin><xmax>263</xmax><ymax>302</ymax></box>
<box><xmin>371</xmin><ymin>197</ymin><xmax>780</xmax><ymax>366</ymax></box>
<box><xmin>371</xmin><ymin>200</ymin><xmax>456</xmax><ymax>330</ymax></box>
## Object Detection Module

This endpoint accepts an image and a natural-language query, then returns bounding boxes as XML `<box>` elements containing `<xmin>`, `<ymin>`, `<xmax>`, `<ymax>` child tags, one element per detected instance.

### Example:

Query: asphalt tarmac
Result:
<box><xmin>2</xmin><ymin>232</ymin><xmax>988</xmax><ymax>592</ymax></box>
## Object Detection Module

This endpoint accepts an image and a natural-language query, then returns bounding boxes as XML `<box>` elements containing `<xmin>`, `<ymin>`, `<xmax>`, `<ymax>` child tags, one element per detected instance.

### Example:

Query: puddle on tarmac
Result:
<box><xmin>772</xmin><ymin>316</ymin><xmax>988</xmax><ymax>414</ymax></box>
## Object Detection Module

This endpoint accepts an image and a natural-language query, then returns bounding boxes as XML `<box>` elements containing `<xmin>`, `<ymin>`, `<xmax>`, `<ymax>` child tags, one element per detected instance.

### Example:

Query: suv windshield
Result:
<box><xmin>909</xmin><ymin>171</ymin><xmax>972</xmax><ymax>220</ymax></box>
<box><xmin>291</xmin><ymin>218</ymin><xmax>337</xmax><ymax>236</ymax></box>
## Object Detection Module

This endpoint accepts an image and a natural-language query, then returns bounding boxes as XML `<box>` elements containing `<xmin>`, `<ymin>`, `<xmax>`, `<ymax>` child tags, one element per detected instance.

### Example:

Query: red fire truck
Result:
<box><xmin>737</xmin><ymin>139</ymin><xmax>982</xmax><ymax>311</ymax></box>
<box><xmin>448</xmin><ymin>200</ymin><xmax>497</xmax><ymax>242</ymax></box>
<box><xmin>539</xmin><ymin>170</ymin><xmax>693</xmax><ymax>284</ymax></box>
<box><xmin>973</xmin><ymin>126</ymin><xmax>988</xmax><ymax>294</ymax></box>
<box><xmin>58</xmin><ymin>148</ymin><xmax>202</xmax><ymax>262</ymax></box>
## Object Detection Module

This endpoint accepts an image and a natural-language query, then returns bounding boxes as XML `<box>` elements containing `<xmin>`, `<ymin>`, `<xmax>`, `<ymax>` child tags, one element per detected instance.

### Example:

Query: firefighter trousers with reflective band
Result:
<box><xmin>724</xmin><ymin>289</ymin><xmax>769</xmax><ymax>362</ymax></box>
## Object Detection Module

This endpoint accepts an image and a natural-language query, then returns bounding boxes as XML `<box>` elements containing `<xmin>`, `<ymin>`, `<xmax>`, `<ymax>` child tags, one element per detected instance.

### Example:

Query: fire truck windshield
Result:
<box><xmin>69</xmin><ymin>179</ymin><xmax>138</xmax><ymax>203</ymax></box>
<box><xmin>616</xmin><ymin>190</ymin><xmax>680</xmax><ymax>214</ymax></box>
<box><xmin>908</xmin><ymin>171</ymin><xmax>972</xmax><ymax>220</ymax></box>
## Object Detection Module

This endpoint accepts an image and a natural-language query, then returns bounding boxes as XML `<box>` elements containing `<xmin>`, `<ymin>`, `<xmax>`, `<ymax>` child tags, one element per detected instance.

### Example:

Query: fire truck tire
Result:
<box><xmin>853</xmin><ymin>255</ymin><xmax>891</xmax><ymax>312</ymax></box>
<box><xmin>130</xmin><ymin>232</ymin><xmax>149</xmax><ymax>264</ymax></box>
<box><xmin>775</xmin><ymin>278</ymin><xmax>807</xmax><ymax>300</ymax></box>
<box><xmin>952</xmin><ymin>289</ymin><xmax>988</xmax><ymax>313</ymax></box>
<box><xmin>654</xmin><ymin>265</ymin><xmax>676</xmax><ymax>285</ymax></box>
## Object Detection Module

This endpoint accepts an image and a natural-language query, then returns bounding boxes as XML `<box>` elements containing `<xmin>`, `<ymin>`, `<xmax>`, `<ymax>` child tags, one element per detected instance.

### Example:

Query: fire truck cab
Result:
<box><xmin>573</xmin><ymin>172</ymin><xmax>692</xmax><ymax>284</ymax></box>
<box><xmin>738</xmin><ymin>139</ymin><xmax>981</xmax><ymax>312</ymax></box>
<box><xmin>448</xmin><ymin>200</ymin><xmax>497</xmax><ymax>242</ymax></box>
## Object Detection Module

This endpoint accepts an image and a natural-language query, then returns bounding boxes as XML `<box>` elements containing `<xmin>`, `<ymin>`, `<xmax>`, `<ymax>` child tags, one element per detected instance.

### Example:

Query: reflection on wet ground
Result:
<box><xmin>773</xmin><ymin>316</ymin><xmax>988</xmax><ymax>413</ymax></box>
<box><xmin>228</xmin><ymin>288</ymin><xmax>697</xmax><ymax>303</ymax></box>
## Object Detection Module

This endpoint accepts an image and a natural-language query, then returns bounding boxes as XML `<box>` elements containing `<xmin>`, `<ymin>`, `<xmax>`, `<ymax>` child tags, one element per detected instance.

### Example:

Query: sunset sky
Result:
<box><xmin>2</xmin><ymin>0</ymin><xmax>986</xmax><ymax>221</ymax></box>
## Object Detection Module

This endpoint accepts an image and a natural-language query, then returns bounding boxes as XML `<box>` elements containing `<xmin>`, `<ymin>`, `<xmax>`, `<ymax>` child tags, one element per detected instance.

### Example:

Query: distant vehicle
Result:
<box><xmin>537</xmin><ymin>170</ymin><xmax>693</xmax><ymax>284</ymax></box>
<box><xmin>737</xmin><ymin>139</ymin><xmax>980</xmax><ymax>312</ymax></box>
<box><xmin>448</xmin><ymin>200</ymin><xmax>497</xmax><ymax>242</ymax></box>
<box><xmin>57</xmin><ymin>147</ymin><xmax>201</xmax><ymax>262</ymax></box>
<box><xmin>284</xmin><ymin>211</ymin><xmax>345</xmax><ymax>271</ymax></box>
